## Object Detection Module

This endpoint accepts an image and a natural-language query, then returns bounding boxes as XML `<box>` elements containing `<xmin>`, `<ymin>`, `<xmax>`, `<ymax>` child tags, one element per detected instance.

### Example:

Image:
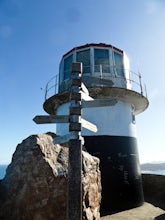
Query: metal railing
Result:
<box><xmin>44</xmin><ymin>66</ymin><xmax>147</xmax><ymax>101</ymax></box>
<box><xmin>44</xmin><ymin>75</ymin><xmax>58</xmax><ymax>100</ymax></box>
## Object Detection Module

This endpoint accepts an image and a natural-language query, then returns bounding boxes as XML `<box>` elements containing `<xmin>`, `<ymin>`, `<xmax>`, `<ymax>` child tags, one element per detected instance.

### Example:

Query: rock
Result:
<box><xmin>0</xmin><ymin>133</ymin><xmax>101</xmax><ymax>220</ymax></box>
<box><xmin>142</xmin><ymin>174</ymin><xmax>165</xmax><ymax>210</ymax></box>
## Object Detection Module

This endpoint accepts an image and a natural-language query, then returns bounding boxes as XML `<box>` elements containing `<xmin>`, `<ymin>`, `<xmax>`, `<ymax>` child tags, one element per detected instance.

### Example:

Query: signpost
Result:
<box><xmin>67</xmin><ymin>62</ymin><xmax>83</xmax><ymax>219</ymax></box>
<box><xmin>33</xmin><ymin>62</ymin><xmax>98</xmax><ymax>220</ymax></box>
<box><xmin>33</xmin><ymin>116</ymin><xmax>97</xmax><ymax>132</ymax></box>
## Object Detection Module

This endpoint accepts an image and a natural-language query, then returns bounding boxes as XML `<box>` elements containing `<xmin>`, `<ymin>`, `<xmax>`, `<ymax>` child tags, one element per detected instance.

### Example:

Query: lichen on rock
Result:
<box><xmin>0</xmin><ymin>133</ymin><xmax>101</xmax><ymax>220</ymax></box>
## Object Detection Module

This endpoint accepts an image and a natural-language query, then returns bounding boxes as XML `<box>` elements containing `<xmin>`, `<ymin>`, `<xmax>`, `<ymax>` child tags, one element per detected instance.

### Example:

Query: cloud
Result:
<box><xmin>146</xmin><ymin>1</ymin><xmax>158</xmax><ymax>14</ymax></box>
<box><xmin>148</xmin><ymin>88</ymin><xmax>159</xmax><ymax>100</ymax></box>
<box><xmin>146</xmin><ymin>0</ymin><xmax>165</xmax><ymax>15</ymax></box>
<box><xmin>0</xmin><ymin>25</ymin><xmax>12</xmax><ymax>38</ymax></box>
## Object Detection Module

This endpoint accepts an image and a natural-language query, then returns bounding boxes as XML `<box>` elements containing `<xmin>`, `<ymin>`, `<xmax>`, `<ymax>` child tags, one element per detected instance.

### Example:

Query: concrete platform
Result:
<box><xmin>101</xmin><ymin>203</ymin><xmax>165</xmax><ymax>220</ymax></box>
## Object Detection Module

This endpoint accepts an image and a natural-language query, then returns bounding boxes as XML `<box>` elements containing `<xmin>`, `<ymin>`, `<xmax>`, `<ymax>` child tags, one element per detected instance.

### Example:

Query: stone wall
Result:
<box><xmin>142</xmin><ymin>174</ymin><xmax>165</xmax><ymax>210</ymax></box>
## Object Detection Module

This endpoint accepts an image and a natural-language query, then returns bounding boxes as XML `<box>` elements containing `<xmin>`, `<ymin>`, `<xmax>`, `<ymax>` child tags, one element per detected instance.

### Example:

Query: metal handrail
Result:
<box><xmin>44</xmin><ymin>75</ymin><xmax>58</xmax><ymax>100</ymax></box>
<box><xmin>44</xmin><ymin>67</ymin><xmax>147</xmax><ymax>100</ymax></box>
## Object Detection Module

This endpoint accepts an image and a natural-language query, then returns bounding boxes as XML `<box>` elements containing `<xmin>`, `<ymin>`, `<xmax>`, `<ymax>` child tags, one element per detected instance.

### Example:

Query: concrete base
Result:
<box><xmin>101</xmin><ymin>202</ymin><xmax>165</xmax><ymax>220</ymax></box>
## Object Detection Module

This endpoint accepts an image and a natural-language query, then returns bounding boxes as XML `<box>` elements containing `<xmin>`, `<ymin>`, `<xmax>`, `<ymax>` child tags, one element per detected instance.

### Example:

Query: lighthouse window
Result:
<box><xmin>114</xmin><ymin>52</ymin><xmax>124</xmax><ymax>77</ymax></box>
<box><xmin>76</xmin><ymin>49</ymin><xmax>90</xmax><ymax>74</ymax></box>
<box><xmin>94</xmin><ymin>49</ymin><xmax>110</xmax><ymax>73</ymax></box>
<box><xmin>64</xmin><ymin>54</ymin><xmax>73</xmax><ymax>80</ymax></box>
<box><xmin>59</xmin><ymin>60</ymin><xmax>63</xmax><ymax>85</ymax></box>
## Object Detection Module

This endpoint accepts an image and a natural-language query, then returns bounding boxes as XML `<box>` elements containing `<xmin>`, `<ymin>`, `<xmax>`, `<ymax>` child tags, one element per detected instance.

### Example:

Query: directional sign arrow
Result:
<box><xmin>53</xmin><ymin>132</ymin><xmax>85</xmax><ymax>145</ymax></box>
<box><xmin>33</xmin><ymin>115</ymin><xmax>69</xmax><ymax>124</ymax></box>
<box><xmin>80</xmin><ymin>118</ymin><xmax>97</xmax><ymax>132</ymax></box>
<box><xmin>82</xmin><ymin>98</ymin><xmax>117</xmax><ymax>108</ymax></box>
<box><xmin>53</xmin><ymin>133</ymin><xmax>75</xmax><ymax>145</ymax></box>
<box><xmin>80</xmin><ymin>90</ymin><xmax>93</xmax><ymax>101</ymax></box>
<box><xmin>81</xmin><ymin>83</ymin><xmax>89</xmax><ymax>96</ymax></box>
<box><xmin>33</xmin><ymin>115</ymin><xmax>97</xmax><ymax>132</ymax></box>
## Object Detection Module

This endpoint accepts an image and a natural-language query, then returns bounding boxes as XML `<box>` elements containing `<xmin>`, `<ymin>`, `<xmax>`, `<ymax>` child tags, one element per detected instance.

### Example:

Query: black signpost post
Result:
<box><xmin>67</xmin><ymin>62</ymin><xmax>83</xmax><ymax>220</ymax></box>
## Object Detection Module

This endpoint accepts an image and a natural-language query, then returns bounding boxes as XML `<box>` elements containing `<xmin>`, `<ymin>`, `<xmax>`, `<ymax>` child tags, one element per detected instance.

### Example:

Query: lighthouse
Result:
<box><xmin>43</xmin><ymin>43</ymin><xmax>149</xmax><ymax>212</ymax></box>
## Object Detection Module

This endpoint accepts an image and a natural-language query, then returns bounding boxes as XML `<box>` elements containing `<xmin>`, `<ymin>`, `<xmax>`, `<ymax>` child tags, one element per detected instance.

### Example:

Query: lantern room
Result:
<box><xmin>58</xmin><ymin>43</ymin><xmax>131</xmax><ymax>93</ymax></box>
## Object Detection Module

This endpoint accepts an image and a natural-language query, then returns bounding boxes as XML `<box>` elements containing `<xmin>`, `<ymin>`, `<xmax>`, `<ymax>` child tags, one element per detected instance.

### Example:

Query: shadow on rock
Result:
<box><xmin>155</xmin><ymin>214</ymin><xmax>165</xmax><ymax>220</ymax></box>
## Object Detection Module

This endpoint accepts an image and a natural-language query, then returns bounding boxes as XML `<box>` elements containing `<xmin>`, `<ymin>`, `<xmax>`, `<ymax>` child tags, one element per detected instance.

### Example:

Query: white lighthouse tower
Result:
<box><xmin>43</xmin><ymin>43</ymin><xmax>149</xmax><ymax>212</ymax></box>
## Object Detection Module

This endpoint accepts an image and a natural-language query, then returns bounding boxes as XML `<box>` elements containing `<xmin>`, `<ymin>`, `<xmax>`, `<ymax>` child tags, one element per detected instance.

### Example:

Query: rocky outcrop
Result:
<box><xmin>142</xmin><ymin>174</ymin><xmax>165</xmax><ymax>210</ymax></box>
<box><xmin>0</xmin><ymin>133</ymin><xmax>101</xmax><ymax>220</ymax></box>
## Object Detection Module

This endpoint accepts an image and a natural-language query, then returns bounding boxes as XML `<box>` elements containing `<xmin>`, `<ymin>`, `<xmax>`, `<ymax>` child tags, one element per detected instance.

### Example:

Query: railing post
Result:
<box><xmin>45</xmin><ymin>82</ymin><xmax>49</xmax><ymax>101</ymax></box>
<box><xmin>100</xmin><ymin>64</ymin><xmax>103</xmax><ymax>79</ymax></box>
<box><xmin>144</xmin><ymin>83</ymin><xmax>148</xmax><ymax>98</ymax></box>
<box><xmin>54</xmin><ymin>74</ymin><xmax>58</xmax><ymax>94</ymax></box>
<box><xmin>67</xmin><ymin>62</ymin><xmax>83</xmax><ymax>220</ymax></box>
<box><xmin>139</xmin><ymin>72</ymin><xmax>143</xmax><ymax>95</ymax></box>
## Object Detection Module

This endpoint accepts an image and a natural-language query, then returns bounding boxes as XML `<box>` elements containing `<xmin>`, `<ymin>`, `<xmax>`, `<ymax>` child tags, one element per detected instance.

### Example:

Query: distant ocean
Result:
<box><xmin>0</xmin><ymin>165</ymin><xmax>8</xmax><ymax>179</ymax></box>
<box><xmin>0</xmin><ymin>164</ymin><xmax>165</xmax><ymax>180</ymax></box>
<box><xmin>142</xmin><ymin>170</ymin><xmax>165</xmax><ymax>175</ymax></box>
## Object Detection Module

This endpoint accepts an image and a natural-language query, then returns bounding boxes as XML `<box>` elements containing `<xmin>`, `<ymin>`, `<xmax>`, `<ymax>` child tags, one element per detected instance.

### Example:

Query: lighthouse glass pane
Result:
<box><xmin>64</xmin><ymin>54</ymin><xmax>73</xmax><ymax>80</ymax></box>
<box><xmin>94</xmin><ymin>49</ymin><xmax>110</xmax><ymax>73</ymax></box>
<box><xmin>114</xmin><ymin>52</ymin><xmax>124</xmax><ymax>77</ymax></box>
<box><xmin>76</xmin><ymin>49</ymin><xmax>90</xmax><ymax>74</ymax></box>
<box><xmin>59</xmin><ymin>60</ymin><xmax>63</xmax><ymax>85</ymax></box>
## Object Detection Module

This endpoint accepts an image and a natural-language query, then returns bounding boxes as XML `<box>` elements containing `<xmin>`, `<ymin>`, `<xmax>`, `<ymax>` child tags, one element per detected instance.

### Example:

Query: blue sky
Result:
<box><xmin>0</xmin><ymin>0</ymin><xmax>165</xmax><ymax>164</ymax></box>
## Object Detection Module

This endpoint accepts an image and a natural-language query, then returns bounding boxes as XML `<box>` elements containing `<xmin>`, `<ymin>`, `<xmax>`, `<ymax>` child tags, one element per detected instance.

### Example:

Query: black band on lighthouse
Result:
<box><xmin>84</xmin><ymin>135</ymin><xmax>144</xmax><ymax>213</ymax></box>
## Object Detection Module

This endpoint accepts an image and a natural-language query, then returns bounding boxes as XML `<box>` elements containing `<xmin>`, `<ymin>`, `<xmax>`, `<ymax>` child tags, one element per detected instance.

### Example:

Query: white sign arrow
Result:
<box><xmin>80</xmin><ymin>118</ymin><xmax>97</xmax><ymax>132</ymax></box>
<box><xmin>82</xmin><ymin>98</ymin><xmax>117</xmax><ymax>108</ymax></box>
<box><xmin>53</xmin><ymin>132</ymin><xmax>85</xmax><ymax>145</ymax></box>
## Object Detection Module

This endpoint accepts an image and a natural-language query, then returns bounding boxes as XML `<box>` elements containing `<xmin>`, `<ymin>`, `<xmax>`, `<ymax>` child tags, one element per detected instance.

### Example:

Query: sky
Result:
<box><xmin>0</xmin><ymin>0</ymin><xmax>165</xmax><ymax>164</ymax></box>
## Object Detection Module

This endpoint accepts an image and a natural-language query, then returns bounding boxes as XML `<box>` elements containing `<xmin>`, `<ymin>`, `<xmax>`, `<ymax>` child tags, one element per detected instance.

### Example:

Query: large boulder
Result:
<box><xmin>0</xmin><ymin>133</ymin><xmax>101</xmax><ymax>220</ymax></box>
